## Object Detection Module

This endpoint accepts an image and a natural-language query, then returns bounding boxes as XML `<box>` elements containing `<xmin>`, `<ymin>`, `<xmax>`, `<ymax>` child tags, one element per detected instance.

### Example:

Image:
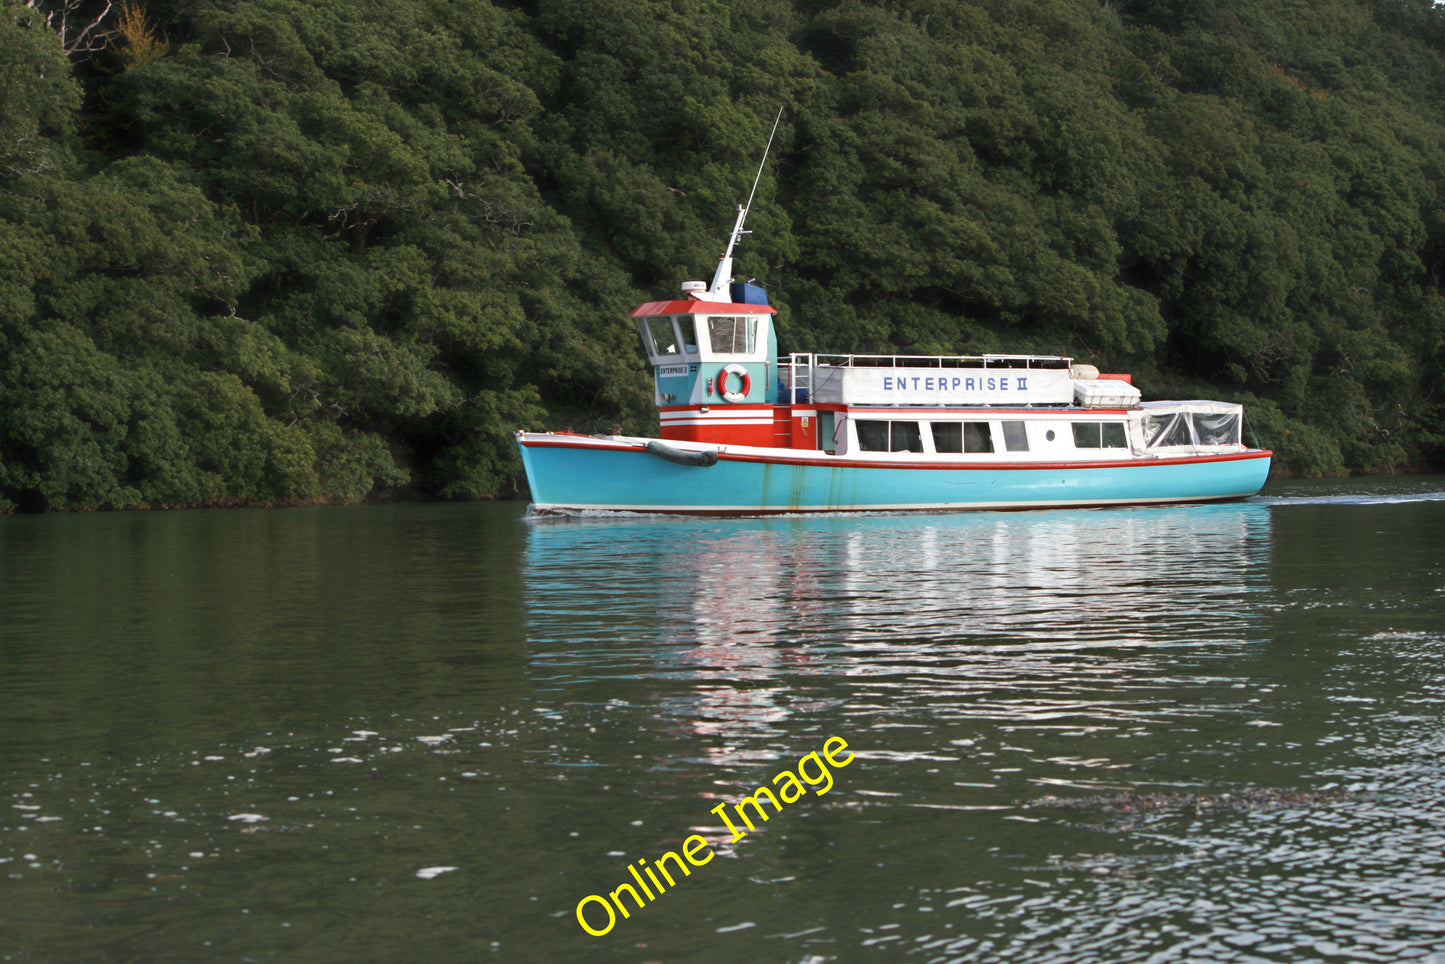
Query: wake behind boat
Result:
<box><xmin>515</xmin><ymin>130</ymin><xmax>1271</xmax><ymax>516</ymax></box>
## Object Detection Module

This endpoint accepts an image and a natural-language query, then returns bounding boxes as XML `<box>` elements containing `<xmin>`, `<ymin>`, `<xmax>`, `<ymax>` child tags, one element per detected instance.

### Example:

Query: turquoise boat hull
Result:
<box><xmin>516</xmin><ymin>435</ymin><xmax>1272</xmax><ymax>515</ymax></box>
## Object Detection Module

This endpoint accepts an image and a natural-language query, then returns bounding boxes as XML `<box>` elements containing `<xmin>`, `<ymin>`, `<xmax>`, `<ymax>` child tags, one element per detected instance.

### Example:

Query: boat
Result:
<box><xmin>515</xmin><ymin>136</ymin><xmax>1271</xmax><ymax>516</ymax></box>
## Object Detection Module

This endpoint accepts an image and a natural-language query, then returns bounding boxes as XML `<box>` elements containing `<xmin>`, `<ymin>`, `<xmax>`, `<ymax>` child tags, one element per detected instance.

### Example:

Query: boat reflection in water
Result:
<box><xmin>522</xmin><ymin>502</ymin><xmax>1274</xmax><ymax>768</ymax></box>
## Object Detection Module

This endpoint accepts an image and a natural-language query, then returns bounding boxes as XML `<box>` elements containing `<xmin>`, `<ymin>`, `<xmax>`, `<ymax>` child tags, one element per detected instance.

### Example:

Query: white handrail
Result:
<box><xmin>788</xmin><ymin>352</ymin><xmax>1074</xmax><ymax>370</ymax></box>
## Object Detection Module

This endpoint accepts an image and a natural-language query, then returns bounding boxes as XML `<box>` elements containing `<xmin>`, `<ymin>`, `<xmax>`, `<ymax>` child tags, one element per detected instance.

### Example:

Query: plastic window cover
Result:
<box><xmin>1137</xmin><ymin>402</ymin><xmax>1244</xmax><ymax>448</ymax></box>
<box><xmin>1143</xmin><ymin>413</ymin><xmax>1194</xmax><ymax>447</ymax></box>
<box><xmin>1191</xmin><ymin>412</ymin><xmax>1240</xmax><ymax>445</ymax></box>
<box><xmin>1137</xmin><ymin>401</ymin><xmax>1243</xmax><ymax>415</ymax></box>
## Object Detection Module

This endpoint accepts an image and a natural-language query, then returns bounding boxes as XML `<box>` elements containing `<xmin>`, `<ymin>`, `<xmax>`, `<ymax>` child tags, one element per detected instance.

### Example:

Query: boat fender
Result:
<box><xmin>645</xmin><ymin>440</ymin><xmax>719</xmax><ymax>467</ymax></box>
<box><xmin>718</xmin><ymin>364</ymin><xmax>751</xmax><ymax>403</ymax></box>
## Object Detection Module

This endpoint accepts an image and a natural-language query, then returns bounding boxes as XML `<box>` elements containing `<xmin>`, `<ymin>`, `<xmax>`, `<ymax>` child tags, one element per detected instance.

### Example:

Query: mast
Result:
<box><xmin>707</xmin><ymin>108</ymin><xmax>784</xmax><ymax>299</ymax></box>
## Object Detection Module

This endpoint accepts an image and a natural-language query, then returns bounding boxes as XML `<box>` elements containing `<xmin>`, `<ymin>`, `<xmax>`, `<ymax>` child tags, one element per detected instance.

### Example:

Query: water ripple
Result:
<box><xmin>521</xmin><ymin>497</ymin><xmax>1445</xmax><ymax>963</ymax></box>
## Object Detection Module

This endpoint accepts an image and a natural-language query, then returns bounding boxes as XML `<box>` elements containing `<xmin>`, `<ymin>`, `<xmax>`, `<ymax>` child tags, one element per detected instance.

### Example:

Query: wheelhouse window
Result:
<box><xmin>1072</xmin><ymin>421</ymin><xmax>1127</xmax><ymax>448</ymax></box>
<box><xmin>707</xmin><ymin>316</ymin><xmax>756</xmax><ymax>355</ymax></box>
<box><xmin>856</xmin><ymin>420</ymin><xmax>923</xmax><ymax>453</ymax></box>
<box><xmin>642</xmin><ymin>317</ymin><xmax>683</xmax><ymax>357</ymax></box>
<box><xmin>1002</xmin><ymin>421</ymin><xmax>1029</xmax><ymax>452</ymax></box>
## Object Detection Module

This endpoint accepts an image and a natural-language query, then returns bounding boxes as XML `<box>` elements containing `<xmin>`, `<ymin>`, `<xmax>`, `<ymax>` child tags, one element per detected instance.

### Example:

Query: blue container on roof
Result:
<box><xmin>730</xmin><ymin>282</ymin><xmax>769</xmax><ymax>305</ymax></box>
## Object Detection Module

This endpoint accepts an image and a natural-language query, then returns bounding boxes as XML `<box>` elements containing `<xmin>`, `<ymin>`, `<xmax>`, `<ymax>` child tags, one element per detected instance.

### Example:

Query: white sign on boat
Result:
<box><xmin>800</xmin><ymin>355</ymin><xmax>1076</xmax><ymax>406</ymax></box>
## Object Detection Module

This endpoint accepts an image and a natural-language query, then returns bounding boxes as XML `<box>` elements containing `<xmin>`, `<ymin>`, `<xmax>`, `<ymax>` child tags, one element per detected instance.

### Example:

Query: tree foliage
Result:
<box><xmin>4</xmin><ymin>0</ymin><xmax>1445</xmax><ymax>510</ymax></box>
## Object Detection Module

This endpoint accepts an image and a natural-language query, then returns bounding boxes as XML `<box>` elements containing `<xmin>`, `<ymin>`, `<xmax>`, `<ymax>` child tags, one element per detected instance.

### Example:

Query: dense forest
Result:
<box><xmin>4</xmin><ymin>0</ymin><xmax>1445</xmax><ymax>511</ymax></box>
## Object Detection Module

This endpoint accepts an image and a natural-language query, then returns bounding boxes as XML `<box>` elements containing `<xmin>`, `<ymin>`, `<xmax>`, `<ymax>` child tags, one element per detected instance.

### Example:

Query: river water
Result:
<box><xmin>1</xmin><ymin>477</ymin><xmax>1443</xmax><ymax>963</ymax></box>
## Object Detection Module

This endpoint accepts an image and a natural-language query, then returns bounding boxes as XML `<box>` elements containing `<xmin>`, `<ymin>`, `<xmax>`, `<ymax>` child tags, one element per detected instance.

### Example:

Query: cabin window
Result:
<box><xmin>643</xmin><ymin>317</ymin><xmax>682</xmax><ymax>357</ymax></box>
<box><xmin>1072</xmin><ymin>422</ymin><xmax>1127</xmax><ymax>448</ymax></box>
<box><xmin>892</xmin><ymin>421</ymin><xmax>923</xmax><ymax>452</ymax></box>
<box><xmin>856</xmin><ymin>420</ymin><xmax>922</xmax><ymax>453</ymax></box>
<box><xmin>1192</xmin><ymin>412</ymin><xmax>1240</xmax><ymax>445</ymax></box>
<box><xmin>707</xmin><ymin>316</ymin><xmax>755</xmax><ymax>355</ymax></box>
<box><xmin>856</xmin><ymin>420</ymin><xmax>889</xmax><ymax>452</ymax></box>
<box><xmin>934</xmin><ymin>422</ymin><xmax>995</xmax><ymax>453</ymax></box>
<box><xmin>1002</xmin><ymin>421</ymin><xmax>1029</xmax><ymax>452</ymax></box>
<box><xmin>931</xmin><ymin>422</ymin><xmax>963</xmax><ymax>454</ymax></box>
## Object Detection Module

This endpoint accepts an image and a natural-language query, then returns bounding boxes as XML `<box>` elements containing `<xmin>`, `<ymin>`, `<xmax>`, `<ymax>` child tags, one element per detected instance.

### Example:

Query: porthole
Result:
<box><xmin>1045</xmin><ymin>429</ymin><xmax>1056</xmax><ymax>441</ymax></box>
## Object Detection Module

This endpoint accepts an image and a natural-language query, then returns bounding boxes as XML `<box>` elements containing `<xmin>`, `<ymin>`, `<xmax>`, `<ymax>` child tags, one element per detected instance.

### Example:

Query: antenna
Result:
<box><xmin>709</xmin><ymin>107</ymin><xmax>784</xmax><ymax>298</ymax></box>
<box><xmin>743</xmin><ymin>106</ymin><xmax>784</xmax><ymax>220</ymax></box>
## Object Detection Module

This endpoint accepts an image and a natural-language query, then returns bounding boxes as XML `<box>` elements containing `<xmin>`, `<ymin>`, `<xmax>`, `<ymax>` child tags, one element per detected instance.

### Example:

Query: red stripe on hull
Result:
<box><xmin>711</xmin><ymin>449</ymin><xmax>1274</xmax><ymax>471</ymax></box>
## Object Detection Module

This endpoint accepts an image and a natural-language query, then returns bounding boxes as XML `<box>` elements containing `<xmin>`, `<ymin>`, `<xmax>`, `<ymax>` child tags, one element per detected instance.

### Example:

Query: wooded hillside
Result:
<box><xmin>4</xmin><ymin>0</ymin><xmax>1445</xmax><ymax>510</ymax></box>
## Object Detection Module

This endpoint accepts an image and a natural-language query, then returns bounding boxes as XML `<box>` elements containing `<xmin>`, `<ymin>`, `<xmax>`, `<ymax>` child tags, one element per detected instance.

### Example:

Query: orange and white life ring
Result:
<box><xmin>718</xmin><ymin>364</ymin><xmax>751</xmax><ymax>403</ymax></box>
